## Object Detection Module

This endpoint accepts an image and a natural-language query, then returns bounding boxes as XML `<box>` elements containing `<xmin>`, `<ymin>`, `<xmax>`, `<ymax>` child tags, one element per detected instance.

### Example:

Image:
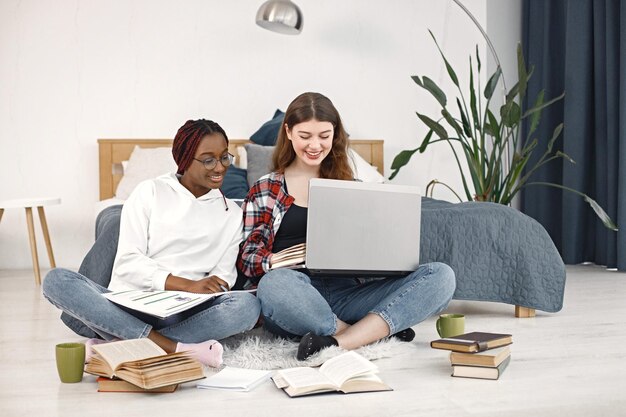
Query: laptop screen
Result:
<box><xmin>305</xmin><ymin>179</ymin><xmax>421</xmax><ymax>276</ymax></box>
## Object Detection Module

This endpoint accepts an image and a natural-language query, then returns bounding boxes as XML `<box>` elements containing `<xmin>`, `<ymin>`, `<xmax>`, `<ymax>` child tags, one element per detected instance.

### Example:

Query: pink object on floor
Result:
<box><xmin>84</xmin><ymin>338</ymin><xmax>109</xmax><ymax>363</ymax></box>
<box><xmin>176</xmin><ymin>340</ymin><xmax>223</xmax><ymax>367</ymax></box>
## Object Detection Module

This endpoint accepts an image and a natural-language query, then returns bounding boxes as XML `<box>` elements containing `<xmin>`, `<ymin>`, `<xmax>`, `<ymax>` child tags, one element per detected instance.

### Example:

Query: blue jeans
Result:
<box><xmin>43</xmin><ymin>268</ymin><xmax>261</xmax><ymax>342</ymax></box>
<box><xmin>256</xmin><ymin>262</ymin><xmax>455</xmax><ymax>339</ymax></box>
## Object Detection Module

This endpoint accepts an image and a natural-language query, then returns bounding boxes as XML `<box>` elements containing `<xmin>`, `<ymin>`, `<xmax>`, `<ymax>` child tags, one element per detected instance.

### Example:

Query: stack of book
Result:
<box><xmin>269</xmin><ymin>243</ymin><xmax>306</xmax><ymax>270</ymax></box>
<box><xmin>85</xmin><ymin>338</ymin><xmax>205</xmax><ymax>392</ymax></box>
<box><xmin>430</xmin><ymin>331</ymin><xmax>512</xmax><ymax>380</ymax></box>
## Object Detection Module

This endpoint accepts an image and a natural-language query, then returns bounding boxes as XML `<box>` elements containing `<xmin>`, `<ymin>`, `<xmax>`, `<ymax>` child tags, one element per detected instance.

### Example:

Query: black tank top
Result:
<box><xmin>272</xmin><ymin>203</ymin><xmax>307</xmax><ymax>253</ymax></box>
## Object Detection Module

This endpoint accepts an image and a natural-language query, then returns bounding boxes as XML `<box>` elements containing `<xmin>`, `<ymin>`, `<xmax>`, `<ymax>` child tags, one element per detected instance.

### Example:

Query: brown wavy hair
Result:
<box><xmin>272</xmin><ymin>92</ymin><xmax>353</xmax><ymax>180</ymax></box>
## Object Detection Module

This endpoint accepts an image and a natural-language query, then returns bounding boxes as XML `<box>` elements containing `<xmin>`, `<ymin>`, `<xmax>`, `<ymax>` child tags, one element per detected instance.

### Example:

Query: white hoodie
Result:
<box><xmin>108</xmin><ymin>172</ymin><xmax>243</xmax><ymax>292</ymax></box>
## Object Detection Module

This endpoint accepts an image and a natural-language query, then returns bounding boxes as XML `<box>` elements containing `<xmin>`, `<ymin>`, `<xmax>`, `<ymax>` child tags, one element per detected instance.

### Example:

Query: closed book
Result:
<box><xmin>451</xmin><ymin>355</ymin><xmax>511</xmax><ymax>380</ymax></box>
<box><xmin>97</xmin><ymin>377</ymin><xmax>178</xmax><ymax>393</ymax></box>
<box><xmin>449</xmin><ymin>346</ymin><xmax>511</xmax><ymax>367</ymax></box>
<box><xmin>430</xmin><ymin>332</ymin><xmax>512</xmax><ymax>353</ymax></box>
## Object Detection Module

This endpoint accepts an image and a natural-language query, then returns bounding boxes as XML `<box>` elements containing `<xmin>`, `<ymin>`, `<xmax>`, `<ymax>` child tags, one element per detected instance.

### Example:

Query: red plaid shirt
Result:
<box><xmin>238</xmin><ymin>172</ymin><xmax>294</xmax><ymax>283</ymax></box>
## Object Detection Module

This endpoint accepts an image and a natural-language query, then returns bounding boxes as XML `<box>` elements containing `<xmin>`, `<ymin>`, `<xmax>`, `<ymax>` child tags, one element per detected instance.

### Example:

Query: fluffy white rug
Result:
<box><xmin>219</xmin><ymin>327</ymin><xmax>416</xmax><ymax>370</ymax></box>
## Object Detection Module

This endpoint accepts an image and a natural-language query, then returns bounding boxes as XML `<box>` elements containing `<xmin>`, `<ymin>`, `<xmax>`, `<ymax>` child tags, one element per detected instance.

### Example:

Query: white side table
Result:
<box><xmin>0</xmin><ymin>197</ymin><xmax>61</xmax><ymax>285</ymax></box>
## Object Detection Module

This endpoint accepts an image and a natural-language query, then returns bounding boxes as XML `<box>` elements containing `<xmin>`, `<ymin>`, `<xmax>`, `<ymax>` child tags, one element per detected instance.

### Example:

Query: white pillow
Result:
<box><xmin>348</xmin><ymin>148</ymin><xmax>385</xmax><ymax>183</ymax></box>
<box><xmin>115</xmin><ymin>146</ymin><xmax>177</xmax><ymax>199</ymax></box>
<box><xmin>236</xmin><ymin>146</ymin><xmax>248</xmax><ymax>169</ymax></box>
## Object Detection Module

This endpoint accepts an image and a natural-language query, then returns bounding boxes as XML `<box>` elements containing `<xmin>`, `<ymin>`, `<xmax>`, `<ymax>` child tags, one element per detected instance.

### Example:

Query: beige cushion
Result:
<box><xmin>115</xmin><ymin>146</ymin><xmax>177</xmax><ymax>199</ymax></box>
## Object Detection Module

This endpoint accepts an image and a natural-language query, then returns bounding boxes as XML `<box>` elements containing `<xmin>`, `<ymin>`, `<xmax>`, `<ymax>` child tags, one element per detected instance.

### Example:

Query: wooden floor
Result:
<box><xmin>1</xmin><ymin>265</ymin><xmax>625</xmax><ymax>417</ymax></box>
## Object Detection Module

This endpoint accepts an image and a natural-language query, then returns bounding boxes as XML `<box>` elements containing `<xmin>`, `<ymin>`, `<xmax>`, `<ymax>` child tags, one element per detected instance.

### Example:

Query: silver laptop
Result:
<box><xmin>304</xmin><ymin>178</ymin><xmax>421</xmax><ymax>277</ymax></box>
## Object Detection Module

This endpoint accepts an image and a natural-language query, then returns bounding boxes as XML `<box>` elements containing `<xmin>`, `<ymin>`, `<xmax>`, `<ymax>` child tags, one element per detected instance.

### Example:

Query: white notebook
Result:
<box><xmin>197</xmin><ymin>367</ymin><xmax>273</xmax><ymax>392</ymax></box>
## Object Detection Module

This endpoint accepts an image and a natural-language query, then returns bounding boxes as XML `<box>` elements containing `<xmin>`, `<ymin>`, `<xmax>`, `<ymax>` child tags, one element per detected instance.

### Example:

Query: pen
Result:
<box><xmin>219</xmin><ymin>285</ymin><xmax>229</xmax><ymax>292</ymax></box>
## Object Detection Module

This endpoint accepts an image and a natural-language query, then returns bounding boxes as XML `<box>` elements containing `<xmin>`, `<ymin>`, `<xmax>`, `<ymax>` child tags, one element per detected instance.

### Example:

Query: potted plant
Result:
<box><xmin>390</xmin><ymin>31</ymin><xmax>617</xmax><ymax>231</ymax></box>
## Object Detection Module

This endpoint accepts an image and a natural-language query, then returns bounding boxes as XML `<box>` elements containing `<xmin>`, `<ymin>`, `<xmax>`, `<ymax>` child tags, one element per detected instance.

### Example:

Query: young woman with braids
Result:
<box><xmin>43</xmin><ymin>119</ymin><xmax>260</xmax><ymax>367</ymax></box>
<box><xmin>238</xmin><ymin>92</ymin><xmax>456</xmax><ymax>360</ymax></box>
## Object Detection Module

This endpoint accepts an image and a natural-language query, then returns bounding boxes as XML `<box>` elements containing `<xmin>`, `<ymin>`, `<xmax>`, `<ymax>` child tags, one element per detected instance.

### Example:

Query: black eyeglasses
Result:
<box><xmin>193</xmin><ymin>153</ymin><xmax>235</xmax><ymax>170</ymax></box>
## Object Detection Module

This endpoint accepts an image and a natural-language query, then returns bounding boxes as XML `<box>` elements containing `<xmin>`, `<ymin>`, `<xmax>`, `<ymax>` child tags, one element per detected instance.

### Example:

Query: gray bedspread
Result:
<box><xmin>420</xmin><ymin>198</ymin><xmax>566</xmax><ymax>312</ymax></box>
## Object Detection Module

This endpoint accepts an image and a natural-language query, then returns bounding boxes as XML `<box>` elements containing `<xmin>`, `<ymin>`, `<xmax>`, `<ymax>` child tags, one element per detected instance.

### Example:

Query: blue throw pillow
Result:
<box><xmin>250</xmin><ymin>109</ymin><xmax>285</xmax><ymax>146</ymax></box>
<box><xmin>222</xmin><ymin>166</ymin><xmax>249</xmax><ymax>199</ymax></box>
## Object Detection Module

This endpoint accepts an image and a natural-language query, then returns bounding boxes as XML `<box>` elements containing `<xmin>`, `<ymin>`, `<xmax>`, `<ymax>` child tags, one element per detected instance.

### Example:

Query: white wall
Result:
<box><xmin>0</xmin><ymin>0</ymin><xmax>520</xmax><ymax>269</ymax></box>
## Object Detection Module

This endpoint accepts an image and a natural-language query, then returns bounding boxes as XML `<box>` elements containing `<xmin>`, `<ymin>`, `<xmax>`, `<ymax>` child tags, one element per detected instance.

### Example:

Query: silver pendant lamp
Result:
<box><xmin>255</xmin><ymin>0</ymin><xmax>303</xmax><ymax>35</ymax></box>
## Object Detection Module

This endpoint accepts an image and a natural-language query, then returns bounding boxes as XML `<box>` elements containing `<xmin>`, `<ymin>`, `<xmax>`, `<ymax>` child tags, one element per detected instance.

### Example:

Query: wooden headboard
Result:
<box><xmin>97</xmin><ymin>138</ymin><xmax>384</xmax><ymax>200</ymax></box>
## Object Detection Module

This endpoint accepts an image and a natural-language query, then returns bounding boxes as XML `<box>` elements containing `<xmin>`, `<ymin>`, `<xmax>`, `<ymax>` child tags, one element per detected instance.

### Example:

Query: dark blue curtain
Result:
<box><xmin>521</xmin><ymin>0</ymin><xmax>625</xmax><ymax>270</ymax></box>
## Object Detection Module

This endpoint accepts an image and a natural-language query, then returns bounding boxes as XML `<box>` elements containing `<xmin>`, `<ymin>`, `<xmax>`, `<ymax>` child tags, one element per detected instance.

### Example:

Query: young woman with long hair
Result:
<box><xmin>239</xmin><ymin>92</ymin><xmax>456</xmax><ymax>360</ymax></box>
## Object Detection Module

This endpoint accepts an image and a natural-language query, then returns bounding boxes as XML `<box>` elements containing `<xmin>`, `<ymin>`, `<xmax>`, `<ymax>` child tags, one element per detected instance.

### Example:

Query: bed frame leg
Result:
<box><xmin>515</xmin><ymin>306</ymin><xmax>535</xmax><ymax>318</ymax></box>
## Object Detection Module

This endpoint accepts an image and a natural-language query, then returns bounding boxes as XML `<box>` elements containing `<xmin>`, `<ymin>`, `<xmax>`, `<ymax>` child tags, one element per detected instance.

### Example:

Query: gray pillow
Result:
<box><xmin>245</xmin><ymin>143</ymin><xmax>275</xmax><ymax>186</ymax></box>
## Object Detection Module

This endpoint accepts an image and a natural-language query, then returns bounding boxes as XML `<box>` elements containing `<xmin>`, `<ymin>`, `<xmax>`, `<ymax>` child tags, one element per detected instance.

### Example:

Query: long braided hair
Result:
<box><xmin>272</xmin><ymin>92</ymin><xmax>353</xmax><ymax>180</ymax></box>
<box><xmin>172</xmin><ymin>119</ymin><xmax>229</xmax><ymax>175</ymax></box>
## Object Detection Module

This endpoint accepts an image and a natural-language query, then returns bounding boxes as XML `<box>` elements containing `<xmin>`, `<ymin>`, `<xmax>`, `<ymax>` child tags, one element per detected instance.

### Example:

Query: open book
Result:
<box><xmin>84</xmin><ymin>339</ymin><xmax>205</xmax><ymax>390</ymax></box>
<box><xmin>103</xmin><ymin>289</ymin><xmax>256</xmax><ymax>319</ymax></box>
<box><xmin>271</xmin><ymin>351</ymin><xmax>391</xmax><ymax>397</ymax></box>
<box><xmin>270</xmin><ymin>243</ymin><xmax>306</xmax><ymax>270</ymax></box>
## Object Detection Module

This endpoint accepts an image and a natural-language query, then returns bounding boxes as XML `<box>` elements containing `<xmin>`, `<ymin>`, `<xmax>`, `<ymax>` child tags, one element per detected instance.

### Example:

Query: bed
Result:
<box><xmin>97</xmin><ymin>138</ymin><xmax>384</xmax><ymax>201</ymax></box>
<box><xmin>93</xmin><ymin>138</ymin><xmax>566</xmax><ymax>318</ymax></box>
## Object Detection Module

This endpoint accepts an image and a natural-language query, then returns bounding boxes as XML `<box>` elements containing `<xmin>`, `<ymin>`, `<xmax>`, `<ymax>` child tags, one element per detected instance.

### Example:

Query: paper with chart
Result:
<box><xmin>103</xmin><ymin>289</ymin><xmax>255</xmax><ymax>319</ymax></box>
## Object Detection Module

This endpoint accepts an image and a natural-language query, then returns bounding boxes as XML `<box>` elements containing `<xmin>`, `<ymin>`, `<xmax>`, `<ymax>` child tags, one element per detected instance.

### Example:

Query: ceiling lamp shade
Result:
<box><xmin>256</xmin><ymin>0</ymin><xmax>303</xmax><ymax>35</ymax></box>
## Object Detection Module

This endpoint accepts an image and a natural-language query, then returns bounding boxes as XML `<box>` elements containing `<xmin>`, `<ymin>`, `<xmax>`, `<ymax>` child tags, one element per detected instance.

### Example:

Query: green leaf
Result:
<box><xmin>484</xmin><ymin>67</ymin><xmax>502</xmax><ymax>100</ymax></box>
<box><xmin>389</xmin><ymin>148</ymin><xmax>419</xmax><ymax>180</ymax></box>
<box><xmin>546</xmin><ymin>123</ymin><xmax>563</xmax><ymax>152</ymax></box>
<box><xmin>485</xmin><ymin>109</ymin><xmax>500</xmax><ymax>137</ymax></box>
<box><xmin>475</xmin><ymin>45</ymin><xmax>481</xmax><ymax>73</ymax></box>
<box><xmin>457</xmin><ymin>98</ymin><xmax>472</xmax><ymax>137</ymax></box>
<box><xmin>517</xmin><ymin>43</ymin><xmax>528</xmax><ymax>98</ymax></box>
<box><xmin>528</xmin><ymin>90</ymin><xmax>545</xmax><ymax>138</ymax></box>
<box><xmin>469</xmin><ymin>64</ymin><xmax>479</xmax><ymax>129</ymax></box>
<box><xmin>501</xmin><ymin>101</ymin><xmax>521</xmax><ymax>127</ymax></box>
<box><xmin>463</xmin><ymin>147</ymin><xmax>484</xmax><ymax>199</ymax></box>
<box><xmin>521</xmin><ymin>137</ymin><xmax>538</xmax><ymax>155</ymax></box>
<box><xmin>422</xmin><ymin>76</ymin><xmax>447</xmax><ymax>107</ymax></box>
<box><xmin>585</xmin><ymin>195</ymin><xmax>619</xmax><ymax>231</ymax></box>
<box><xmin>523</xmin><ymin>92</ymin><xmax>565</xmax><ymax>119</ymax></box>
<box><xmin>441</xmin><ymin>109</ymin><xmax>464</xmax><ymax>137</ymax></box>
<box><xmin>418</xmin><ymin>129</ymin><xmax>435</xmax><ymax>153</ymax></box>
<box><xmin>416</xmin><ymin>112</ymin><xmax>448</xmax><ymax>139</ymax></box>
<box><xmin>429</xmin><ymin>30</ymin><xmax>459</xmax><ymax>87</ymax></box>
<box><xmin>411</xmin><ymin>75</ymin><xmax>423</xmax><ymax>87</ymax></box>
<box><xmin>525</xmin><ymin>182</ymin><xmax>618</xmax><ymax>231</ymax></box>
<box><xmin>505</xmin><ymin>66</ymin><xmax>534</xmax><ymax>103</ymax></box>
<box><xmin>556</xmin><ymin>150</ymin><xmax>576</xmax><ymax>164</ymax></box>
<box><xmin>505</xmin><ymin>81</ymin><xmax>520</xmax><ymax>103</ymax></box>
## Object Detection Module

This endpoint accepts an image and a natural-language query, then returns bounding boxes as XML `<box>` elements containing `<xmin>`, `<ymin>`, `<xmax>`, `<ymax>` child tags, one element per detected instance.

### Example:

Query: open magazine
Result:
<box><xmin>103</xmin><ymin>289</ymin><xmax>256</xmax><ymax>319</ymax></box>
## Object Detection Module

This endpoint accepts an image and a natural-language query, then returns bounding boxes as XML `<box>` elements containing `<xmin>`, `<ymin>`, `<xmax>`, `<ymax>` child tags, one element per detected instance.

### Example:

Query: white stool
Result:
<box><xmin>0</xmin><ymin>197</ymin><xmax>61</xmax><ymax>285</ymax></box>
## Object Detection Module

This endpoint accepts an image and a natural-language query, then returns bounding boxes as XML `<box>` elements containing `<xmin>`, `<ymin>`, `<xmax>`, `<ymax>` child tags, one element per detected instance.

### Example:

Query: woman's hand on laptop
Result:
<box><xmin>165</xmin><ymin>274</ymin><xmax>230</xmax><ymax>294</ymax></box>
